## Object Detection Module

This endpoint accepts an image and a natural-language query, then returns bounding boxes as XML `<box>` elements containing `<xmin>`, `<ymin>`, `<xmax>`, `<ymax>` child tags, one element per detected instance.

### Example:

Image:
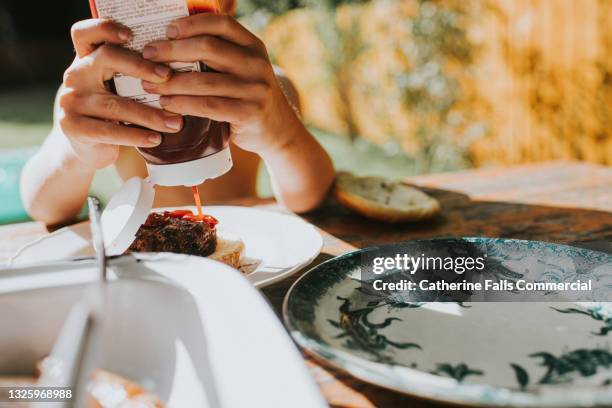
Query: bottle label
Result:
<box><xmin>92</xmin><ymin>0</ymin><xmax>199</xmax><ymax>108</ymax></box>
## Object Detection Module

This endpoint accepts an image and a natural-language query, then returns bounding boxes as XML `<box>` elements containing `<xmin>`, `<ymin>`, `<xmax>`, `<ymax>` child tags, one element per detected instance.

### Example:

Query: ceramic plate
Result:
<box><xmin>0</xmin><ymin>253</ymin><xmax>326</xmax><ymax>407</ymax></box>
<box><xmin>9</xmin><ymin>206</ymin><xmax>323</xmax><ymax>288</ymax></box>
<box><xmin>284</xmin><ymin>238</ymin><xmax>612</xmax><ymax>407</ymax></box>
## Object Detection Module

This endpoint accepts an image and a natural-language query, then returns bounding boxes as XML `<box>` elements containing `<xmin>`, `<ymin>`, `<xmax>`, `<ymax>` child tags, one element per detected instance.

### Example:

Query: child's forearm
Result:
<box><xmin>261</xmin><ymin>120</ymin><xmax>334</xmax><ymax>213</ymax></box>
<box><xmin>20</xmin><ymin>129</ymin><xmax>95</xmax><ymax>225</ymax></box>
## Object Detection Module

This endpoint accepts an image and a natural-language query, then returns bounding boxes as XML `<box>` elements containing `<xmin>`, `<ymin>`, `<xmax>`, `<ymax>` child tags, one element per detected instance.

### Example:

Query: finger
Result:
<box><xmin>73</xmin><ymin>93</ymin><xmax>183</xmax><ymax>133</ymax></box>
<box><xmin>71</xmin><ymin>19</ymin><xmax>132</xmax><ymax>57</ymax></box>
<box><xmin>61</xmin><ymin>114</ymin><xmax>163</xmax><ymax>147</ymax></box>
<box><xmin>166</xmin><ymin>13</ymin><xmax>261</xmax><ymax>49</ymax></box>
<box><xmin>90</xmin><ymin>45</ymin><xmax>173</xmax><ymax>83</ymax></box>
<box><xmin>159</xmin><ymin>95</ymin><xmax>258</xmax><ymax>125</ymax></box>
<box><xmin>142</xmin><ymin>72</ymin><xmax>265</xmax><ymax>99</ymax></box>
<box><xmin>144</xmin><ymin>36</ymin><xmax>268</xmax><ymax>78</ymax></box>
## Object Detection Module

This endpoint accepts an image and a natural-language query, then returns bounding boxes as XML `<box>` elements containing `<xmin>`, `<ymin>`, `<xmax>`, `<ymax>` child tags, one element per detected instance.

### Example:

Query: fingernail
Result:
<box><xmin>154</xmin><ymin>65</ymin><xmax>170</xmax><ymax>78</ymax></box>
<box><xmin>148</xmin><ymin>133</ymin><xmax>162</xmax><ymax>146</ymax></box>
<box><xmin>143</xmin><ymin>45</ymin><xmax>158</xmax><ymax>59</ymax></box>
<box><xmin>166</xmin><ymin>25</ymin><xmax>179</xmax><ymax>39</ymax></box>
<box><xmin>159</xmin><ymin>96</ymin><xmax>171</xmax><ymax>107</ymax></box>
<box><xmin>142</xmin><ymin>81</ymin><xmax>157</xmax><ymax>92</ymax></box>
<box><xmin>118</xmin><ymin>30</ymin><xmax>131</xmax><ymax>41</ymax></box>
<box><xmin>165</xmin><ymin>115</ymin><xmax>183</xmax><ymax>131</ymax></box>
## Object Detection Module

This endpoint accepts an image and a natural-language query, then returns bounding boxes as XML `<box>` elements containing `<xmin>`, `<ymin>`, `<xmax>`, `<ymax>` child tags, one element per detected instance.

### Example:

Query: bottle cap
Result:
<box><xmin>101</xmin><ymin>177</ymin><xmax>155</xmax><ymax>256</ymax></box>
<box><xmin>146</xmin><ymin>146</ymin><xmax>233</xmax><ymax>187</ymax></box>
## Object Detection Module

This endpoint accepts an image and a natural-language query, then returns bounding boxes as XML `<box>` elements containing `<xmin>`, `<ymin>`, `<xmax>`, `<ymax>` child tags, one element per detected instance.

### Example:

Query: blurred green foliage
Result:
<box><xmin>244</xmin><ymin>0</ymin><xmax>478</xmax><ymax>173</ymax></box>
<box><xmin>395</xmin><ymin>0</ymin><xmax>478</xmax><ymax>171</ymax></box>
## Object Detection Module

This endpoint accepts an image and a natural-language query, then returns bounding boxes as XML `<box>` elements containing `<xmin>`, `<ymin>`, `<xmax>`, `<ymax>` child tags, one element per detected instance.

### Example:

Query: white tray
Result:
<box><xmin>0</xmin><ymin>253</ymin><xmax>326</xmax><ymax>408</ymax></box>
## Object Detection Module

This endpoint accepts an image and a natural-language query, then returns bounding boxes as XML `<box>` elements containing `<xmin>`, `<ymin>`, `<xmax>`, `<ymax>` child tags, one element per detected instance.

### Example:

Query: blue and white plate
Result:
<box><xmin>284</xmin><ymin>238</ymin><xmax>612</xmax><ymax>407</ymax></box>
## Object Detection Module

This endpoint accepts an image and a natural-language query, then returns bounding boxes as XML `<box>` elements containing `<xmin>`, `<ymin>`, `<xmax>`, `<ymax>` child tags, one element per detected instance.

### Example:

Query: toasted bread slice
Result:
<box><xmin>209</xmin><ymin>230</ymin><xmax>244</xmax><ymax>269</ymax></box>
<box><xmin>334</xmin><ymin>172</ymin><xmax>440</xmax><ymax>223</ymax></box>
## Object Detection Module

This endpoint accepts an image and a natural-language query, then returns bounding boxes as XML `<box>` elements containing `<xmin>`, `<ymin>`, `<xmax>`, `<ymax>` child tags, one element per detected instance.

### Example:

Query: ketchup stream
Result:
<box><xmin>192</xmin><ymin>186</ymin><xmax>203</xmax><ymax>218</ymax></box>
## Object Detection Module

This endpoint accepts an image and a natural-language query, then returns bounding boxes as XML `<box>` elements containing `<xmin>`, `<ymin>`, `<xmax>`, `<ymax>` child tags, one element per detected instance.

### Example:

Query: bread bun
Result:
<box><xmin>334</xmin><ymin>172</ymin><xmax>440</xmax><ymax>223</ymax></box>
<box><xmin>209</xmin><ymin>230</ymin><xmax>244</xmax><ymax>269</ymax></box>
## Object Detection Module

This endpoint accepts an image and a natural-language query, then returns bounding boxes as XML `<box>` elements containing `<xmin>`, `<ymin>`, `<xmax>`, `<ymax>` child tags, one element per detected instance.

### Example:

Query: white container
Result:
<box><xmin>0</xmin><ymin>253</ymin><xmax>326</xmax><ymax>408</ymax></box>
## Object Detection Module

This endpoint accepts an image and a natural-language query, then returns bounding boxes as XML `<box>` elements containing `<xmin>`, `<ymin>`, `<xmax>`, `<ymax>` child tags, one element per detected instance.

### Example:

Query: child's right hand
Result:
<box><xmin>58</xmin><ymin>19</ymin><xmax>184</xmax><ymax>169</ymax></box>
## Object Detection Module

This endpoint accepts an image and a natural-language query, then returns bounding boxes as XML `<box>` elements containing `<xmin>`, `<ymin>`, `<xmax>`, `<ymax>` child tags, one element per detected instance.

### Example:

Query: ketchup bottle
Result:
<box><xmin>90</xmin><ymin>0</ymin><xmax>233</xmax><ymax>187</ymax></box>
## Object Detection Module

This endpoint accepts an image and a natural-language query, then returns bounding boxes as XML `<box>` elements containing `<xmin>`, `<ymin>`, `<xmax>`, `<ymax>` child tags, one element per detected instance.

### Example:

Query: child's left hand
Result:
<box><xmin>140</xmin><ymin>13</ymin><xmax>300</xmax><ymax>158</ymax></box>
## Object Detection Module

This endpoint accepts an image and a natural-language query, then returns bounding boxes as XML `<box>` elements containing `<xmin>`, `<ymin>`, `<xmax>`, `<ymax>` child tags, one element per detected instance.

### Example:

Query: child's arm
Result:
<box><xmin>256</xmin><ymin>78</ymin><xmax>335</xmax><ymax>213</ymax></box>
<box><xmin>21</xmin><ymin>20</ymin><xmax>178</xmax><ymax>225</ymax></box>
<box><xmin>20</xmin><ymin>97</ymin><xmax>96</xmax><ymax>225</ymax></box>
<box><xmin>141</xmin><ymin>14</ymin><xmax>335</xmax><ymax>212</ymax></box>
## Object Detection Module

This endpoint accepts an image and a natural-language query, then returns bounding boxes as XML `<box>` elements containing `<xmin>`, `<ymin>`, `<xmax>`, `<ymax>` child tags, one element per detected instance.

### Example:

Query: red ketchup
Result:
<box><xmin>167</xmin><ymin>209</ymin><xmax>219</xmax><ymax>227</ymax></box>
<box><xmin>145</xmin><ymin>209</ymin><xmax>218</xmax><ymax>228</ymax></box>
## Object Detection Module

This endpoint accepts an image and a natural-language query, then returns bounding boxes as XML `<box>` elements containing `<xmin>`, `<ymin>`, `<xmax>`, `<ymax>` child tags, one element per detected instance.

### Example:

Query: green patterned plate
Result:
<box><xmin>283</xmin><ymin>238</ymin><xmax>612</xmax><ymax>407</ymax></box>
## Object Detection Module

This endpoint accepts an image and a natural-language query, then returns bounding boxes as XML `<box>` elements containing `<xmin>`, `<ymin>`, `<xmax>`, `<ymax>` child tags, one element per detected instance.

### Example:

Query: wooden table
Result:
<box><xmin>1</xmin><ymin>161</ymin><xmax>611</xmax><ymax>407</ymax></box>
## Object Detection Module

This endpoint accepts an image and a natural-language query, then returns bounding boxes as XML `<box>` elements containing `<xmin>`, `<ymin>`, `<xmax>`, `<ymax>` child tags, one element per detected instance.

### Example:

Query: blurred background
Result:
<box><xmin>1</xmin><ymin>0</ymin><xmax>611</xmax><ymax>224</ymax></box>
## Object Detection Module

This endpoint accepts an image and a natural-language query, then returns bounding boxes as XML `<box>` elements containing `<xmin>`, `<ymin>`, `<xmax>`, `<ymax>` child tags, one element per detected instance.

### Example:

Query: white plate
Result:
<box><xmin>0</xmin><ymin>253</ymin><xmax>326</xmax><ymax>408</ymax></box>
<box><xmin>9</xmin><ymin>206</ymin><xmax>323</xmax><ymax>288</ymax></box>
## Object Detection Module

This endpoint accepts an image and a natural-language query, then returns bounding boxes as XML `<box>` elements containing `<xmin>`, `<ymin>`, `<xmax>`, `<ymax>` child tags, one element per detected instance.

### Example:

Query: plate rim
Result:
<box><xmin>282</xmin><ymin>237</ymin><xmax>612</xmax><ymax>407</ymax></box>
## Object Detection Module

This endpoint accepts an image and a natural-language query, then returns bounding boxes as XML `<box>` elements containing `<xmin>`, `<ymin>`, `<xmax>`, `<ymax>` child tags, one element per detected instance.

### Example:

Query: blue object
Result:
<box><xmin>0</xmin><ymin>148</ymin><xmax>36</xmax><ymax>224</ymax></box>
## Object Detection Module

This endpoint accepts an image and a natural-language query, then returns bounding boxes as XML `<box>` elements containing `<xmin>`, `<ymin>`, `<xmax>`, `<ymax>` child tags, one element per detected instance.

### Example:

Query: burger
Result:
<box><xmin>128</xmin><ymin>209</ymin><xmax>244</xmax><ymax>269</ymax></box>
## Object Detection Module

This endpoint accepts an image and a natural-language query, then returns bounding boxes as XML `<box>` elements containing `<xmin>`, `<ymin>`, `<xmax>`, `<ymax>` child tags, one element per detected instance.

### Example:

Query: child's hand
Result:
<box><xmin>58</xmin><ymin>19</ymin><xmax>184</xmax><ymax>169</ymax></box>
<box><xmin>140</xmin><ymin>14</ymin><xmax>301</xmax><ymax>158</ymax></box>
